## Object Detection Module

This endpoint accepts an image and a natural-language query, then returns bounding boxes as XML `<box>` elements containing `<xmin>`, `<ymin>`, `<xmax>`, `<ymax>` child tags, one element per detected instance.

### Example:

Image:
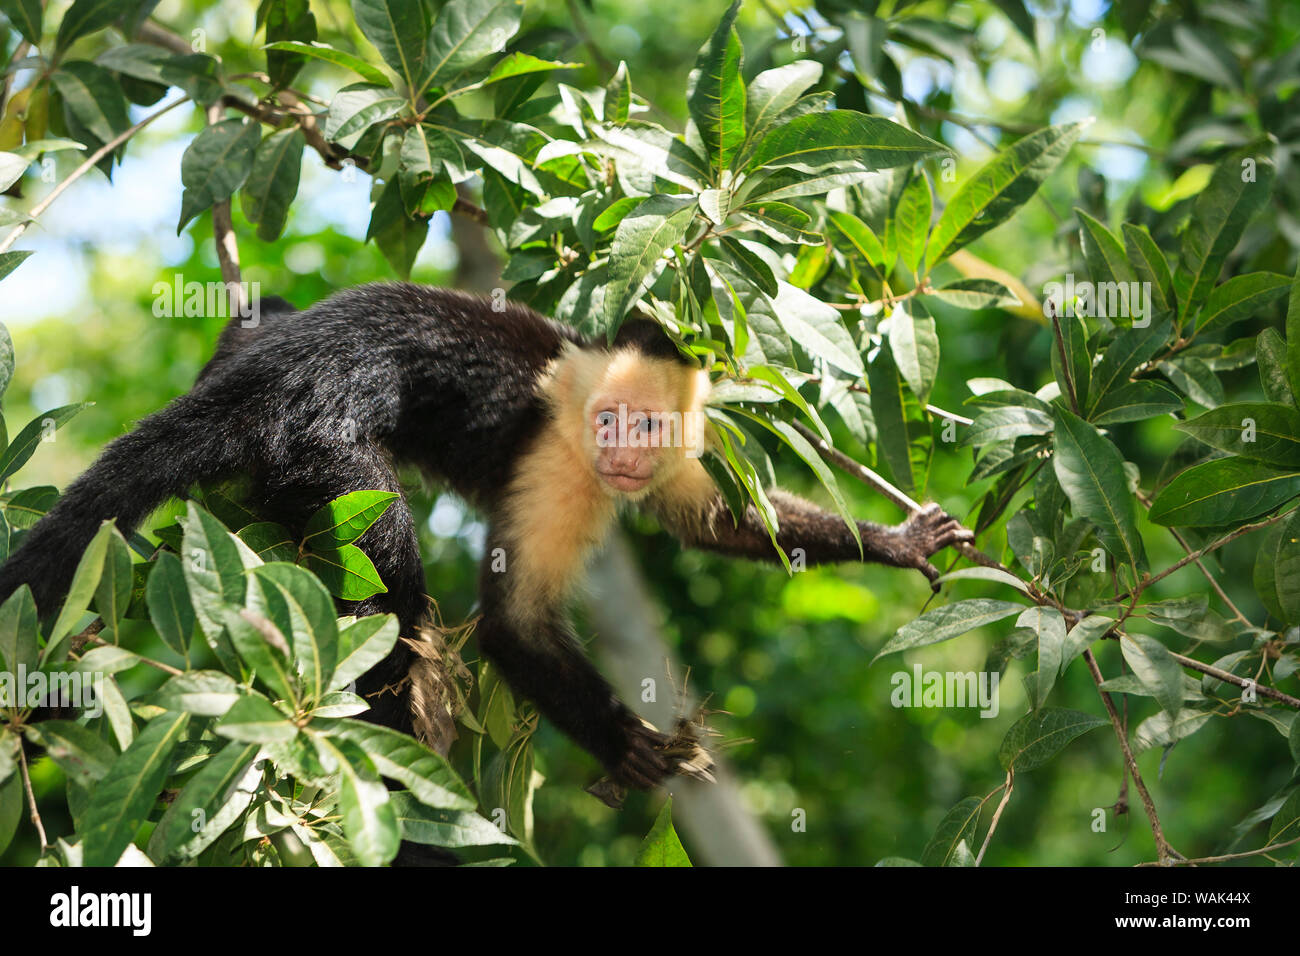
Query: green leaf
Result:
<box><xmin>1177</xmin><ymin>402</ymin><xmax>1300</xmax><ymax>467</ymax></box>
<box><xmin>887</xmin><ymin>301</ymin><xmax>939</xmax><ymax>404</ymax></box>
<box><xmin>0</xmin><ymin>585</ymin><xmax>38</xmax><ymax>673</ymax></box>
<box><xmin>352</xmin><ymin>0</ymin><xmax>428</xmax><ymax>92</ymax></box>
<box><xmin>926</xmin><ymin>120</ymin><xmax>1088</xmax><ymax>267</ymax></box>
<box><xmin>744</xmin><ymin>60</ymin><xmax>822</xmax><ymax>140</ymax></box>
<box><xmin>81</xmin><ymin>711</ymin><xmax>190</xmax><ymax>867</ymax></box>
<box><xmin>148</xmin><ymin>741</ymin><xmax>259</xmax><ymax>864</ymax></box>
<box><xmin>1061</xmin><ymin>615</ymin><xmax>1116</xmax><ymax>669</ymax></box>
<box><xmin>145</xmin><ymin>551</ymin><xmax>194</xmax><ymax>659</ymax></box>
<box><xmin>634</xmin><ymin>797</ymin><xmax>692</xmax><ymax>866</ymax></box>
<box><xmin>303</xmin><ymin>544</ymin><xmax>389</xmax><ymax>600</ymax></box>
<box><xmin>148</xmin><ymin>670</ymin><xmax>241</xmax><ymax>716</ymax></box>
<box><xmin>303</xmin><ymin>490</ymin><xmax>399</xmax><ymax>547</ymax></box>
<box><xmin>93</xmin><ymin>524</ymin><xmax>133</xmax><ymax>638</ymax></box>
<box><xmin>1086</xmin><ymin>318</ymin><xmax>1171</xmax><ymax>411</ymax></box>
<box><xmin>367</xmin><ymin>176</ymin><xmax>428</xmax><ymax>279</ymax></box>
<box><xmin>827</xmin><ymin>210</ymin><xmax>885</xmax><ymax>273</ymax></box>
<box><xmin>420</xmin><ymin>0</ymin><xmax>524</xmax><ymax>95</ymax></box>
<box><xmin>604</xmin><ymin>193</ymin><xmax>697</xmax><ymax>332</ymax></box>
<box><xmin>327</xmin><ymin>615</ymin><xmax>398</xmax><ymax>692</ymax></box>
<box><xmin>920</xmin><ymin>797</ymin><xmax>981</xmax><ymax>867</ymax></box>
<box><xmin>772</xmin><ymin>280</ymin><xmax>865</xmax><ymax>377</ymax></box>
<box><xmin>0</xmin><ymin>0</ymin><xmax>42</xmax><ymax>44</ymax></box>
<box><xmin>737</xmin><ymin>200</ymin><xmax>820</xmax><ymax>244</ymax></box>
<box><xmin>44</xmin><ymin>520</ymin><xmax>114</xmax><ymax>661</ymax></box>
<box><xmin>1019</xmin><ymin>606</ymin><xmax>1066</xmax><ymax>709</ymax></box>
<box><xmin>1196</xmin><ymin>272</ymin><xmax>1291</xmax><ymax>335</ymax></box>
<box><xmin>55</xmin><ymin>0</ymin><xmax>129</xmax><ymax>51</ymax></box>
<box><xmin>1288</xmin><ymin>263</ymin><xmax>1300</xmax><ymax>400</ymax></box>
<box><xmin>1148</xmin><ymin>458</ymin><xmax>1300</xmax><ymax>527</ymax></box>
<box><xmin>745</xmin><ymin>110</ymin><xmax>945</xmax><ymax>172</ymax></box>
<box><xmin>1091</xmin><ymin>381</ymin><xmax>1182</xmax><ymax>425</ymax></box>
<box><xmin>215</xmin><ymin>693</ymin><xmax>297</xmax><ymax>743</ymax></box>
<box><xmin>1257</xmin><ymin>328</ymin><xmax>1294</xmax><ymax>406</ymax></box>
<box><xmin>1266</xmin><ymin>788</ymin><xmax>1300</xmax><ymax>846</ymax></box>
<box><xmin>334</xmin><ymin>719</ymin><xmax>476</xmax><ymax>810</ymax></box>
<box><xmin>237</xmin><ymin>521</ymin><xmax>298</xmax><ymax>562</ymax></box>
<box><xmin>389</xmin><ymin>791</ymin><xmax>517</xmax><ymax>846</ymax></box>
<box><xmin>688</xmin><ymin>0</ymin><xmax>745</xmax><ymax>178</ymax></box>
<box><xmin>262</xmin><ymin>40</ymin><xmax>389</xmax><ymax>84</ymax></box>
<box><xmin>263</xmin><ymin>0</ymin><xmax>318</xmax><ymax>88</ymax></box>
<box><xmin>867</xmin><ymin>345</ymin><xmax>913</xmax><ymax>495</ymax></box>
<box><xmin>961</xmin><ymin>405</ymin><xmax>1053</xmax><ymax>446</ymax></box>
<box><xmin>998</xmin><ymin>708</ymin><xmax>1108</xmax><ymax>771</ymax></box>
<box><xmin>180</xmin><ymin>502</ymin><xmax>245</xmax><ymax>671</ymax></box>
<box><xmin>0</xmin><ymin>402</ymin><xmax>92</xmax><ymax>481</ymax></box>
<box><xmin>1173</xmin><ymin>149</ymin><xmax>1275</xmax><ymax>324</ymax></box>
<box><xmin>1051</xmin><ymin>408</ymin><xmax>1146</xmax><ymax>573</ymax></box>
<box><xmin>323</xmin><ymin>83</ymin><xmax>406</xmax><ymax>148</ymax></box>
<box><xmin>177</xmin><ymin>119</ymin><xmax>262</xmax><ymax>231</ymax></box>
<box><xmin>241</xmin><ymin>128</ymin><xmax>304</xmax><ymax>242</ymax></box>
<box><xmin>0</xmin><ymin>153</ymin><xmax>27</xmax><ymax>193</ymax></box>
<box><xmin>223</xmin><ymin>604</ymin><xmax>298</xmax><ymax>706</ymax></box>
<box><xmin>51</xmin><ymin>60</ymin><xmax>129</xmax><ymax>147</ymax></box>
<box><xmin>603</xmin><ymin>60</ymin><xmax>630</xmax><ymax>124</ymax></box>
<box><xmin>927</xmin><ymin>278</ymin><xmax>1020</xmax><ymax>310</ymax></box>
<box><xmin>1122</xmin><ymin>223</ymin><xmax>1175</xmax><ymax>317</ymax></box>
<box><xmin>30</xmin><ymin>720</ymin><xmax>116</xmax><ymax>787</ymax></box>
<box><xmin>1076</xmin><ymin>208</ymin><xmax>1136</xmax><ymax>295</ymax></box>
<box><xmin>252</xmin><ymin>562</ymin><xmax>339</xmax><ymax>703</ymax></box>
<box><xmin>1050</xmin><ymin>312</ymin><xmax>1090</xmax><ymax>410</ymax></box>
<box><xmin>717</xmin><ymin>237</ymin><xmax>776</xmax><ymax>297</ymax></box>
<box><xmin>326</xmin><ymin>738</ymin><xmax>400</xmax><ymax>866</ymax></box>
<box><xmin>873</xmin><ymin>599</ymin><xmax>1025</xmax><ymax>661</ymax></box>
<box><xmin>1121</xmin><ymin>633</ymin><xmax>1184</xmax><ymax>720</ymax></box>
<box><xmin>0</xmin><ymin>251</ymin><xmax>33</xmax><ymax>281</ymax></box>
<box><xmin>895</xmin><ymin>173</ymin><xmax>932</xmax><ymax>275</ymax></box>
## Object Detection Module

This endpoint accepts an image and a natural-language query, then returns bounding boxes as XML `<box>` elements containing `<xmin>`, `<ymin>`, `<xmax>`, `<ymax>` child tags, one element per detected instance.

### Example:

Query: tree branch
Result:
<box><xmin>1083</xmin><ymin>647</ymin><xmax>1177</xmax><ymax>864</ymax></box>
<box><xmin>17</xmin><ymin>741</ymin><xmax>48</xmax><ymax>852</ymax></box>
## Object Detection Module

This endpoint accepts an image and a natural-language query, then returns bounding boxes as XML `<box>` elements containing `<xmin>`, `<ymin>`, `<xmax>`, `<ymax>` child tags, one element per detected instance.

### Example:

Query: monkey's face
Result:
<box><xmin>589</xmin><ymin>402</ymin><xmax>674</xmax><ymax>496</ymax></box>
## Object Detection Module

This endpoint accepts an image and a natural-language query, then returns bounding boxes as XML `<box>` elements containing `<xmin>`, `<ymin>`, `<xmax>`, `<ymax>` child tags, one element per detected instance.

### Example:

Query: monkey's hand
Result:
<box><xmin>890</xmin><ymin>503</ymin><xmax>974</xmax><ymax>589</ymax></box>
<box><xmin>611</xmin><ymin>717</ymin><xmax>674</xmax><ymax>790</ymax></box>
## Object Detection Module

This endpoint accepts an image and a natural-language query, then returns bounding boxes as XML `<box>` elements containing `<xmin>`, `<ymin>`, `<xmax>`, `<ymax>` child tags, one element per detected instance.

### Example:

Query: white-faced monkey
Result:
<box><xmin>0</xmin><ymin>284</ymin><xmax>971</xmax><ymax>791</ymax></box>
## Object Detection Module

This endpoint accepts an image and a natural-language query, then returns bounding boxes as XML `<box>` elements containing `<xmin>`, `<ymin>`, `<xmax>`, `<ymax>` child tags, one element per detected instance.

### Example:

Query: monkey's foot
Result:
<box><xmin>898</xmin><ymin>503</ymin><xmax>976</xmax><ymax>587</ymax></box>
<box><xmin>586</xmin><ymin>713</ymin><xmax>718</xmax><ymax>809</ymax></box>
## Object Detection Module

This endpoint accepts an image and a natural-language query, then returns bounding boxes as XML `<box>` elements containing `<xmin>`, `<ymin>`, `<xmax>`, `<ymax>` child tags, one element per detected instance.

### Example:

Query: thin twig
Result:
<box><xmin>206</xmin><ymin>102</ymin><xmax>244</xmax><ymax>313</ymax></box>
<box><xmin>0</xmin><ymin>95</ymin><xmax>191</xmax><ymax>255</ymax></box>
<box><xmin>1138</xmin><ymin>833</ymin><xmax>1300</xmax><ymax>866</ymax></box>
<box><xmin>975</xmin><ymin>769</ymin><xmax>1014</xmax><ymax>866</ymax></box>
<box><xmin>1083</xmin><ymin>647</ymin><xmax>1176</xmax><ymax>864</ymax></box>
<box><xmin>17</xmin><ymin>743</ymin><xmax>48</xmax><ymax>852</ymax></box>
<box><xmin>1119</xmin><ymin>510</ymin><xmax>1294</xmax><ymax>604</ymax></box>
<box><xmin>1164</xmin><ymin>647</ymin><xmax>1300</xmax><ymax>709</ymax></box>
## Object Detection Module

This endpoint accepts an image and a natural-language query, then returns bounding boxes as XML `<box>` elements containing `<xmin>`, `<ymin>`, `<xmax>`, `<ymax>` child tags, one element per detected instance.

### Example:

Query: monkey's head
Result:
<box><xmin>547</xmin><ymin>327</ymin><xmax>711</xmax><ymax>500</ymax></box>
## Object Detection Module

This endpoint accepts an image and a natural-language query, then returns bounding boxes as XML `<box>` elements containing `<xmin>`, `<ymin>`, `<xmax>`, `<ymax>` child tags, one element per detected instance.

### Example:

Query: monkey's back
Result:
<box><xmin>195</xmin><ymin>282</ymin><xmax>582</xmax><ymax>502</ymax></box>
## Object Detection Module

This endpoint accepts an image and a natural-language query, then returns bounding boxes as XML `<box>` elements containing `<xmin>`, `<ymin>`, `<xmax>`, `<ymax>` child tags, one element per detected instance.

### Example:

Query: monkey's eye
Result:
<box><xmin>596</xmin><ymin>411</ymin><xmax>616</xmax><ymax>428</ymax></box>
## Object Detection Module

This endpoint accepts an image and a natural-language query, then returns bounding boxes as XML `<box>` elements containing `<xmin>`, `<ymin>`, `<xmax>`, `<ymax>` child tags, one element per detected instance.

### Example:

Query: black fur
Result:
<box><xmin>0</xmin><ymin>282</ymin><xmax>969</xmax><ymax>801</ymax></box>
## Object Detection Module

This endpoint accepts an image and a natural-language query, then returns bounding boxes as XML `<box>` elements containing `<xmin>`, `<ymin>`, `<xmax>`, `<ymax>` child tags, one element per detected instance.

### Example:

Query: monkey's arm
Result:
<box><xmin>475</xmin><ymin>544</ymin><xmax>671</xmax><ymax>789</ymax></box>
<box><xmin>651</xmin><ymin>462</ymin><xmax>972</xmax><ymax>584</ymax></box>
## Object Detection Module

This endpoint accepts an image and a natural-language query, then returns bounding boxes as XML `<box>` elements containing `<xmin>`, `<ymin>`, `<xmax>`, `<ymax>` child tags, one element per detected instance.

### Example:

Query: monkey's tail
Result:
<box><xmin>0</xmin><ymin>395</ymin><xmax>247</xmax><ymax>617</ymax></box>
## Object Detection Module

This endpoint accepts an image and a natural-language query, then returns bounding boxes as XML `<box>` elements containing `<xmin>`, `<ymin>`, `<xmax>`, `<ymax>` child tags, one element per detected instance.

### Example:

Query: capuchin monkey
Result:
<box><xmin>0</xmin><ymin>283</ymin><xmax>971</xmax><ymax>791</ymax></box>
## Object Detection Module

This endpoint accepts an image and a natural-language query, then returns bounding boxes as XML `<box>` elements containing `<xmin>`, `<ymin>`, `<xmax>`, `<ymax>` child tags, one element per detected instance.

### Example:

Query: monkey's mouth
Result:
<box><xmin>597</xmin><ymin>470</ymin><xmax>652</xmax><ymax>492</ymax></box>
